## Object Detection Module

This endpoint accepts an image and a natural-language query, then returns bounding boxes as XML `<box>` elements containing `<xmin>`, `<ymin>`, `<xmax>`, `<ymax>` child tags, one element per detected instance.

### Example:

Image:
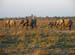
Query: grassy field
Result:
<box><xmin>0</xmin><ymin>18</ymin><xmax>75</xmax><ymax>55</ymax></box>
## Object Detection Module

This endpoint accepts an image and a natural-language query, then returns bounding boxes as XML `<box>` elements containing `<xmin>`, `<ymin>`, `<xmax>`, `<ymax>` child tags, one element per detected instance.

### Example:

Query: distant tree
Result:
<box><xmin>46</xmin><ymin>16</ymin><xmax>49</xmax><ymax>19</ymax></box>
<box><xmin>55</xmin><ymin>16</ymin><xmax>58</xmax><ymax>18</ymax></box>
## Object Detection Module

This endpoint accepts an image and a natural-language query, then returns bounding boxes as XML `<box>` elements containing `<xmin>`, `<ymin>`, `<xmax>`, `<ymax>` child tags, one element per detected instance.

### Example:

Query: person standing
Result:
<box><xmin>31</xmin><ymin>14</ymin><xmax>37</xmax><ymax>29</ymax></box>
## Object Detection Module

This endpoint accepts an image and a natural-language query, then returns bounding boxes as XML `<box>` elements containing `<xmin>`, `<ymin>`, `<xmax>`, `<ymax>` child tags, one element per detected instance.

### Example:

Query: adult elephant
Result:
<box><xmin>20</xmin><ymin>18</ymin><xmax>29</xmax><ymax>30</ymax></box>
<box><xmin>56</xmin><ymin>19</ymin><xmax>64</xmax><ymax>29</ymax></box>
<box><xmin>64</xmin><ymin>19</ymin><xmax>73</xmax><ymax>30</ymax></box>
<box><xmin>56</xmin><ymin>19</ymin><xmax>73</xmax><ymax>30</ymax></box>
<box><xmin>48</xmin><ymin>21</ymin><xmax>56</xmax><ymax>28</ymax></box>
<box><xmin>20</xmin><ymin>17</ymin><xmax>37</xmax><ymax>29</ymax></box>
<box><xmin>5</xmin><ymin>19</ymin><xmax>16</xmax><ymax>28</ymax></box>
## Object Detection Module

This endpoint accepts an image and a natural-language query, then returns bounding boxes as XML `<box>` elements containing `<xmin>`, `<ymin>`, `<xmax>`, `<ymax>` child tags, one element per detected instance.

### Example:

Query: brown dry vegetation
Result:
<box><xmin>0</xmin><ymin>17</ymin><xmax>75</xmax><ymax>55</ymax></box>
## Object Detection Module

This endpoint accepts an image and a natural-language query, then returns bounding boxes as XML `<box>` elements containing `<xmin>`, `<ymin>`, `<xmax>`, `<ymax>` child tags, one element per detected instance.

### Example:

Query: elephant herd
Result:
<box><xmin>5</xmin><ymin>18</ymin><xmax>37</xmax><ymax>29</ymax></box>
<box><xmin>5</xmin><ymin>18</ymin><xmax>73</xmax><ymax>30</ymax></box>
<box><xmin>48</xmin><ymin>18</ymin><xmax>73</xmax><ymax>30</ymax></box>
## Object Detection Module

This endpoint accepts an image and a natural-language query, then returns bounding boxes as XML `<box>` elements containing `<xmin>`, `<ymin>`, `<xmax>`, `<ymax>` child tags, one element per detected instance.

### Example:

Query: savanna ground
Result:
<box><xmin>0</xmin><ymin>17</ymin><xmax>75</xmax><ymax>55</ymax></box>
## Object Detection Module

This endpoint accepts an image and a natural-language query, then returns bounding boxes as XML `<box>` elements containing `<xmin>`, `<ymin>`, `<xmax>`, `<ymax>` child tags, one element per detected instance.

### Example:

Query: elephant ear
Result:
<box><xmin>64</xmin><ymin>19</ymin><xmax>69</xmax><ymax>25</ymax></box>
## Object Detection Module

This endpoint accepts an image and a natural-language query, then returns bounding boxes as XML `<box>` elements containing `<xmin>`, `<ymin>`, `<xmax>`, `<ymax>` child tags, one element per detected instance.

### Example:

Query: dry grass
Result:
<box><xmin>0</xmin><ymin>18</ymin><xmax>75</xmax><ymax>55</ymax></box>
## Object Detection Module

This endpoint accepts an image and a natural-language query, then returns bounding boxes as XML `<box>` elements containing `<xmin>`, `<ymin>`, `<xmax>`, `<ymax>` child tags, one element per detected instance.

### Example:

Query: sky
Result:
<box><xmin>0</xmin><ymin>0</ymin><xmax>75</xmax><ymax>18</ymax></box>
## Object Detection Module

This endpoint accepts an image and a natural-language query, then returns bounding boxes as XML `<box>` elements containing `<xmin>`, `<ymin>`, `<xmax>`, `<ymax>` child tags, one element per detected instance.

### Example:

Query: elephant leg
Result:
<box><xmin>60</xmin><ymin>25</ymin><xmax>62</xmax><ymax>30</ymax></box>
<box><xmin>58</xmin><ymin>25</ymin><xmax>61</xmax><ymax>30</ymax></box>
<box><xmin>51</xmin><ymin>25</ymin><xmax>53</xmax><ymax>28</ymax></box>
<box><xmin>56</xmin><ymin>24</ymin><xmax>59</xmax><ymax>29</ymax></box>
<box><xmin>22</xmin><ymin>24</ymin><xmax>25</xmax><ymax>28</ymax></box>
<box><xmin>35</xmin><ymin>24</ymin><xmax>37</xmax><ymax>29</ymax></box>
<box><xmin>26</xmin><ymin>24</ymin><xmax>29</xmax><ymax>30</ymax></box>
<box><xmin>32</xmin><ymin>24</ymin><xmax>34</xmax><ymax>29</ymax></box>
<box><xmin>56</xmin><ymin>25</ymin><xmax>58</xmax><ymax>29</ymax></box>
<box><xmin>9</xmin><ymin>24</ymin><xmax>11</xmax><ymax>28</ymax></box>
<box><xmin>69</xmin><ymin>25</ymin><xmax>72</xmax><ymax>30</ymax></box>
<box><xmin>35</xmin><ymin>23</ymin><xmax>37</xmax><ymax>28</ymax></box>
<box><xmin>30</xmin><ymin>24</ymin><xmax>33</xmax><ymax>29</ymax></box>
<box><xmin>61</xmin><ymin>24</ymin><xmax>64</xmax><ymax>30</ymax></box>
